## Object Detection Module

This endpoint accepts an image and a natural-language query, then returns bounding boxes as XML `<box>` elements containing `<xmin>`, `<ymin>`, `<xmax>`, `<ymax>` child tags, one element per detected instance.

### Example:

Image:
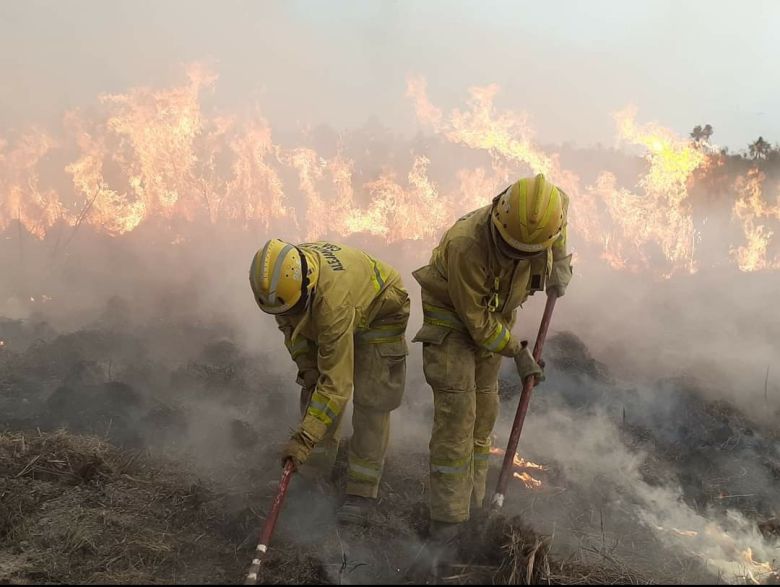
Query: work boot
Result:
<box><xmin>428</xmin><ymin>520</ymin><xmax>463</xmax><ymax>578</ymax></box>
<box><xmin>336</xmin><ymin>495</ymin><xmax>374</xmax><ymax>525</ymax></box>
<box><xmin>429</xmin><ymin>520</ymin><xmax>462</xmax><ymax>542</ymax></box>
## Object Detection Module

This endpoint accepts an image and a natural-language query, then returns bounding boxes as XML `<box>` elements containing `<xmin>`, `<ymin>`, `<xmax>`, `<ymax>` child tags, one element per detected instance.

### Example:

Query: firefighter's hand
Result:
<box><xmin>514</xmin><ymin>342</ymin><xmax>545</xmax><ymax>384</ymax></box>
<box><xmin>281</xmin><ymin>433</ymin><xmax>312</xmax><ymax>470</ymax></box>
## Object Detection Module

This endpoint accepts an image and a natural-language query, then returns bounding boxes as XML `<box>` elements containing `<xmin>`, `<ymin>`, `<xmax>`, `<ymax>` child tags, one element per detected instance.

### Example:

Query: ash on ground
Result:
<box><xmin>1</xmin><ymin>311</ymin><xmax>778</xmax><ymax>584</ymax></box>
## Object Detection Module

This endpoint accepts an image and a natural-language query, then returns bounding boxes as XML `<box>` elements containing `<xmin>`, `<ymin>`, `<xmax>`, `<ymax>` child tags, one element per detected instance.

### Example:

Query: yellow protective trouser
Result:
<box><xmin>298</xmin><ymin>276</ymin><xmax>409</xmax><ymax>498</ymax></box>
<box><xmin>423</xmin><ymin>329</ymin><xmax>502</xmax><ymax>523</ymax></box>
<box><xmin>301</xmin><ymin>339</ymin><xmax>406</xmax><ymax>498</ymax></box>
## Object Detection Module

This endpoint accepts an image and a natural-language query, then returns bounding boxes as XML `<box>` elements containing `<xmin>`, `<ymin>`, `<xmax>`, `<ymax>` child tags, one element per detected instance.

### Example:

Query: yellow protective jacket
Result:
<box><xmin>413</xmin><ymin>196</ymin><xmax>569</xmax><ymax>357</ymax></box>
<box><xmin>275</xmin><ymin>242</ymin><xmax>408</xmax><ymax>445</ymax></box>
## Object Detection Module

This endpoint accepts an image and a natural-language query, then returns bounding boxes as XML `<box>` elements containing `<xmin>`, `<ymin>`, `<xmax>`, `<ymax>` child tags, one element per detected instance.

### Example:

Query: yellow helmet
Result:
<box><xmin>249</xmin><ymin>239</ymin><xmax>314</xmax><ymax>315</ymax></box>
<box><xmin>491</xmin><ymin>173</ymin><xmax>565</xmax><ymax>253</ymax></box>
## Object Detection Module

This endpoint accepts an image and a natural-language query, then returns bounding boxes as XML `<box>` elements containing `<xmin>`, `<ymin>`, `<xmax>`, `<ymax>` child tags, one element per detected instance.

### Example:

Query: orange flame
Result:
<box><xmin>741</xmin><ymin>547</ymin><xmax>777</xmax><ymax>585</ymax></box>
<box><xmin>592</xmin><ymin>107</ymin><xmax>707</xmax><ymax>274</ymax></box>
<box><xmin>407</xmin><ymin>78</ymin><xmax>716</xmax><ymax>275</ymax></box>
<box><xmin>490</xmin><ymin>446</ymin><xmax>546</xmax><ymax>488</ymax></box>
<box><xmin>0</xmin><ymin>130</ymin><xmax>61</xmax><ymax>239</ymax></box>
<box><xmin>1</xmin><ymin>65</ymin><xmax>777</xmax><ymax>276</ymax></box>
<box><xmin>730</xmin><ymin>169</ymin><xmax>780</xmax><ymax>271</ymax></box>
<box><xmin>513</xmin><ymin>471</ymin><xmax>543</xmax><ymax>489</ymax></box>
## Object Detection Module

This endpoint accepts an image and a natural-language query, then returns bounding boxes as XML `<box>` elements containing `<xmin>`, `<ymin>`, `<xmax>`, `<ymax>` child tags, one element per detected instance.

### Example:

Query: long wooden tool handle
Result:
<box><xmin>492</xmin><ymin>292</ymin><xmax>558</xmax><ymax>508</ymax></box>
<box><xmin>244</xmin><ymin>460</ymin><xmax>296</xmax><ymax>585</ymax></box>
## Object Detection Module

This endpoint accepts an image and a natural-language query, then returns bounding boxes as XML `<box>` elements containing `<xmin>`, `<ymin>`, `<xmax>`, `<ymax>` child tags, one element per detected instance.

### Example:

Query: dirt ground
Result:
<box><xmin>0</xmin><ymin>313</ymin><xmax>778</xmax><ymax>584</ymax></box>
<box><xmin>0</xmin><ymin>429</ymin><xmax>657</xmax><ymax>585</ymax></box>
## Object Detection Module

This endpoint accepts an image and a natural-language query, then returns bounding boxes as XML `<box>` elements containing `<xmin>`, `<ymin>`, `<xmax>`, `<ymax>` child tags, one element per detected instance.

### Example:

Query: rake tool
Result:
<box><xmin>244</xmin><ymin>460</ymin><xmax>296</xmax><ymax>585</ymax></box>
<box><xmin>492</xmin><ymin>291</ymin><xmax>558</xmax><ymax>509</ymax></box>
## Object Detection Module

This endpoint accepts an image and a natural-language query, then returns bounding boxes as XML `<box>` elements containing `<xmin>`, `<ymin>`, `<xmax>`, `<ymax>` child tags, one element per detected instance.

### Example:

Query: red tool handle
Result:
<box><xmin>244</xmin><ymin>460</ymin><xmax>296</xmax><ymax>585</ymax></box>
<box><xmin>492</xmin><ymin>291</ymin><xmax>558</xmax><ymax>508</ymax></box>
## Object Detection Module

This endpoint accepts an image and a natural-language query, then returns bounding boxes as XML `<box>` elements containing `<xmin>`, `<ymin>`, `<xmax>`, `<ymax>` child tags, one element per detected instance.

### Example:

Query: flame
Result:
<box><xmin>490</xmin><ymin>446</ymin><xmax>546</xmax><ymax>488</ymax></box>
<box><xmin>0</xmin><ymin>130</ymin><xmax>61</xmax><ymax>239</ymax></box>
<box><xmin>0</xmin><ymin>65</ymin><xmax>777</xmax><ymax>275</ymax></box>
<box><xmin>513</xmin><ymin>471</ymin><xmax>543</xmax><ymax>489</ymax></box>
<box><xmin>588</xmin><ymin>107</ymin><xmax>707</xmax><ymax>275</ymax></box>
<box><xmin>730</xmin><ymin>169</ymin><xmax>780</xmax><ymax>271</ymax></box>
<box><xmin>513</xmin><ymin>454</ymin><xmax>546</xmax><ymax>471</ymax></box>
<box><xmin>653</xmin><ymin>522</ymin><xmax>779</xmax><ymax>584</ymax></box>
<box><xmin>407</xmin><ymin>75</ymin><xmax>553</xmax><ymax>175</ymax></box>
<box><xmin>407</xmin><ymin>79</ymin><xmax>713</xmax><ymax>275</ymax></box>
<box><xmin>654</xmin><ymin>524</ymin><xmax>699</xmax><ymax>538</ymax></box>
<box><xmin>741</xmin><ymin>548</ymin><xmax>777</xmax><ymax>585</ymax></box>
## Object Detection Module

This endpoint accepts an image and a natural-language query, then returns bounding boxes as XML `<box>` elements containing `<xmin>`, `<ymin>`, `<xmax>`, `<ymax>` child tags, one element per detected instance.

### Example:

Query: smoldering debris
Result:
<box><xmin>0</xmin><ymin>428</ymin><xmax>652</xmax><ymax>585</ymax></box>
<box><xmin>497</xmin><ymin>330</ymin><xmax>780</xmax><ymax>584</ymax></box>
<box><xmin>1</xmin><ymin>299</ymin><xmax>778</xmax><ymax>584</ymax></box>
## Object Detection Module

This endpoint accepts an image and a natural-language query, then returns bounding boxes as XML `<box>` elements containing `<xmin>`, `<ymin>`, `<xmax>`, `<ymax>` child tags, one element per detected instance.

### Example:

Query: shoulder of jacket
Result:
<box><xmin>312</xmin><ymin>284</ymin><xmax>352</xmax><ymax>314</ymax></box>
<box><xmin>447</xmin><ymin>233</ymin><xmax>481</xmax><ymax>252</ymax></box>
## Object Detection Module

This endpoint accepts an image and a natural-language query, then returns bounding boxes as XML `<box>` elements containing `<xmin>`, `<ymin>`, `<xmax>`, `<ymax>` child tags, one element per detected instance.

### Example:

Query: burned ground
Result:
<box><xmin>0</xmin><ymin>312</ymin><xmax>778</xmax><ymax>584</ymax></box>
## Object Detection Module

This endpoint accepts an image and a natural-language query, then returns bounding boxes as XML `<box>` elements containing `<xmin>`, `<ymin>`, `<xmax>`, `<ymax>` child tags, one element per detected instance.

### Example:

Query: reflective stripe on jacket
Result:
<box><xmin>413</xmin><ymin>200</ymin><xmax>568</xmax><ymax>357</ymax></box>
<box><xmin>276</xmin><ymin>242</ymin><xmax>409</xmax><ymax>443</ymax></box>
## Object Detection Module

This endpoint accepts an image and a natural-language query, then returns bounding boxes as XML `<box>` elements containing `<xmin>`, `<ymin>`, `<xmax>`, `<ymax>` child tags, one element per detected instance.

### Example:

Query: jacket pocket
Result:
<box><xmin>376</xmin><ymin>339</ymin><xmax>408</xmax><ymax>358</ymax></box>
<box><xmin>354</xmin><ymin>339</ymin><xmax>407</xmax><ymax>411</ymax></box>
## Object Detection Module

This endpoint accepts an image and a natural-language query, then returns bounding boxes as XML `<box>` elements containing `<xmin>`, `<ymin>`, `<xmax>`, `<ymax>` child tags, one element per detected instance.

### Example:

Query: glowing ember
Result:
<box><xmin>741</xmin><ymin>548</ymin><xmax>777</xmax><ymax>585</ymax></box>
<box><xmin>513</xmin><ymin>471</ymin><xmax>542</xmax><ymax>489</ymax></box>
<box><xmin>513</xmin><ymin>454</ymin><xmax>546</xmax><ymax>471</ymax></box>
<box><xmin>490</xmin><ymin>446</ymin><xmax>546</xmax><ymax>488</ymax></box>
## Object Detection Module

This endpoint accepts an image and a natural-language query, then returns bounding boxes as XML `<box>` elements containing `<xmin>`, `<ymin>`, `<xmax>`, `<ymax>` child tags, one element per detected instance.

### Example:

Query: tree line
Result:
<box><xmin>691</xmin><ymin>124</ymin><xmax>777</xmax><ymax>161</ymax></box>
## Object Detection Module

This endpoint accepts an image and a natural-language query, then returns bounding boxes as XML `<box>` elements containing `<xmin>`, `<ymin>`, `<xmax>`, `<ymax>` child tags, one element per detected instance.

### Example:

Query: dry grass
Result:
<box><xmin>0</xmin><ymin>429</ymin><xmax>241</xmax><ymax>584</ymax></box>
<box><xmin>425</xmin><ymin>514</ymin><xmax>655</xmax><ymax>586</ymax></box>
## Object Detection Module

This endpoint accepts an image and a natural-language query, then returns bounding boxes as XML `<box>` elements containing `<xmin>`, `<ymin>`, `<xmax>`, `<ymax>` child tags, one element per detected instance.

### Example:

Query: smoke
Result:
<box><xmin>2</xmin><ymin>4</ymin><xmax>780</xmax><ymax>583</ymax></box>
<box><xmin>519</xmin><ymin>402</ymin><xmax>776</xmax><ymax>582</ymax></box>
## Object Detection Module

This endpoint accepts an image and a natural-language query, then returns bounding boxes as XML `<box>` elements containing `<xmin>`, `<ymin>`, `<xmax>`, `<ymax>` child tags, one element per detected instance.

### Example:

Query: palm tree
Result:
<box><xmin>690</xmin><ymin>125</ymin><xmax>704</xmax><ymax>144</ymax></box>
<box><xmin>690</xmin><ymin>124</ymin><xmax>714</xmax><ymax>148</ymax></box>
<box><xmin>749</xmin><ymin>136</ymin><xmax>771</xmax><ymax>160</ymax></box>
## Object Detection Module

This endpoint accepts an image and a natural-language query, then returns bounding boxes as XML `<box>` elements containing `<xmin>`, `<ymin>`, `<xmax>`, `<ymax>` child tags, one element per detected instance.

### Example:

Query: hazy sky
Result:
<box><xmin>1</xmin><ymin>0</ymin><xmax>777</xmax><ymax>149</ymax></box>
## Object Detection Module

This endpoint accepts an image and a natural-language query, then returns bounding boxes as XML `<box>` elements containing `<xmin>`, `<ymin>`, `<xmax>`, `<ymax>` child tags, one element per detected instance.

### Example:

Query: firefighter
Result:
<box><xmin>412</xmin><ymin>173</ymin><xmax>573</xmax><ymax>541</ymax></box>
<box><xmin>249</xmin><ymin>239</ymin><xmax>410</xmax><ymax>524</ymax></box>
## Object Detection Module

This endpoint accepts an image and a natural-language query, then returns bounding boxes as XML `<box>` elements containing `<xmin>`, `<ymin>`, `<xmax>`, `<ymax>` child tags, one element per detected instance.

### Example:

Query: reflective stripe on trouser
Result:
<box><xmin>424</xmin><ymin>329</ymin><xmax>502</xmax><ymax>523</ymax></box>
<box><xmin>347</xmin><ymin>406</ymin><xmax>390</xmax><ymax>497</ymax></box>
<box><xmin>348</xmin><ymin>331</ymin><xmax>408</xmax><ymax>498</ymax></box>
